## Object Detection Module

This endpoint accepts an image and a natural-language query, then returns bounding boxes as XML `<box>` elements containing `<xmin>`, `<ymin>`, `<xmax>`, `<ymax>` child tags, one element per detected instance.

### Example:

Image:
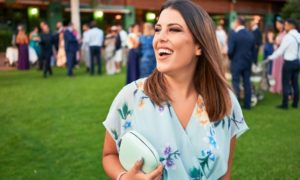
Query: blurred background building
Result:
<box><xmin>0</xmin><ymin>0</ymin><xmax>287</xmax><ymax>52</ymax></box>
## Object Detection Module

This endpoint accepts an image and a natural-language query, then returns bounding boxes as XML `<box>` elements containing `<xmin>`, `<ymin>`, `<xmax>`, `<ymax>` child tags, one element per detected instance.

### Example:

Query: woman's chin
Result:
<box><xmin>157</xmin><ymin>68</ymin><xmax>175</xmax><ymax>76</ymax></box>
<box><xmin>156</xmin><ymin>66</ymin><xmax>168</xmax><ymax>74</ymax></box>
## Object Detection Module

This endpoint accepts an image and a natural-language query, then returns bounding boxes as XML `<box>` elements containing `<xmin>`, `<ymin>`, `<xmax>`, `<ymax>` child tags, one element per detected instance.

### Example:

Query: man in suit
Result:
<box><xmin>228</xmin><ymin>16</ymin><xmax>255</xmax><ymax>109</ymax></box>
<box><xmin>40</xmin><ymin>23</ymin><xmax>54</xmax><ymax>78</ymax></box>
<box><xmin>63</xmin><ymin>21</ymin><xmax>78</xmax><ymax>77</ymax></box>
<box><xmin>251</xmin><ymin>19</ymin><xmax>262</xmax><ymax>64</ymax></box>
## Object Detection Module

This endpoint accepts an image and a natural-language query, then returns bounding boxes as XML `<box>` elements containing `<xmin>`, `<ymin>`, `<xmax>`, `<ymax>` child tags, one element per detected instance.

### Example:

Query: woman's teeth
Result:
<box><xmin>158</xmin><ymin>48</ymin><xmax>173</xmax><ymax>56</ymax></box>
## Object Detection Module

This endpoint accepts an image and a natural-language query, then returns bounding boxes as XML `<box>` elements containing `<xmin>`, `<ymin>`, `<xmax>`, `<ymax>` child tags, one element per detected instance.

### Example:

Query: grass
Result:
<box><xmin>0</xmin><ymin>67</ymin><xmax>299</xmax><ymax>180</ymax></box>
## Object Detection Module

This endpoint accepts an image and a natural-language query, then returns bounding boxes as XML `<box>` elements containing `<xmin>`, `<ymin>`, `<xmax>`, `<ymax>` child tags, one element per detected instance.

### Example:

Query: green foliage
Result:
<box><xmin>0</xmin><ymin>30</ymin><xmax>13</xmax><ymax>52</ymax></box>
<box><xmin>0</xmin><ymin>68</ymin><xmax>300</xmax><ymax>179</ymax></box>
<box><xmin>281</xmin><ymin>0</ymin><xmax>300</xmax><ymax>19</ymax></box>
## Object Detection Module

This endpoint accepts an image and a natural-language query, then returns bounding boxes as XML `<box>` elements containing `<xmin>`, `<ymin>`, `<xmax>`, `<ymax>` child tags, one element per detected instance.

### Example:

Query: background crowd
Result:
<box><xmin>215</xmin><ymin>16</ymin><xmax>299</xmax><ymax>110</ymax></box>
<box><xmin>10</xmin><ymin>20</ymin><xmax>156</xmax><ymax>82</ymax></box>
<box><xmin>7</xmin><ymin>15</ymin><xmax>300</xmax><ymax>110</ymax></box>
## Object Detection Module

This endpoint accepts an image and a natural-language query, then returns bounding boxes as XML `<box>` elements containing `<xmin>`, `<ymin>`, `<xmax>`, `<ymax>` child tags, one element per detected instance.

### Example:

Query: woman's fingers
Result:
<box><xmin>132</xmin><ymin>158</ymin><xmax>144</xmax><ymax>173</ymax></box>
<box><xmin>147</xmin><ymin>164</ymin><xmax>164</xmax><ymax>179</ymax></box>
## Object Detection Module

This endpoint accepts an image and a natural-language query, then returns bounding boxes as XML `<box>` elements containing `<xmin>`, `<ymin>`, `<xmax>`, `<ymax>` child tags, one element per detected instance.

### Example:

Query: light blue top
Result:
<box><xmin>103</xmin><ymin>78</ymin><xmax>249</xmax><ymax>180</ymax></box>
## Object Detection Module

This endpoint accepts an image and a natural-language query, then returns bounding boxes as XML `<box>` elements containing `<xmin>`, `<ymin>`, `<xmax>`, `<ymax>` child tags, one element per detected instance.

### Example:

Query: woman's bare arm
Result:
<box><xmin>102</xmin><ymin>131</ymin><xmax>163</xmax><ymax>179</ymax></box>
<box><xmin>221</xmin><ymin>136</ymin><xmax>237</xmax><ymax>180</ymax></box>
<box><xmin>102</xmin><ymin>131</ymin><xmax>125</xmax><ymax>179</ymax></box>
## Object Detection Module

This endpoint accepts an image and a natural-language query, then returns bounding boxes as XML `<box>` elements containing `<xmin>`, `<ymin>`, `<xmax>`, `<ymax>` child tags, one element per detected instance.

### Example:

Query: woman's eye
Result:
<box><xmin>154</xmin><ymin>27</ymin><xmax>161</xmax><ymax>32</ymax></box>
<box><xmin>169</xmin><ymin>28</ymin><xmax>181</xmax><ymax>32</ymax></box>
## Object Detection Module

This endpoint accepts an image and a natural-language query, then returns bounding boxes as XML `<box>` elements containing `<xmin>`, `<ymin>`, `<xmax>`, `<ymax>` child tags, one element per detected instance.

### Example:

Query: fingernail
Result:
<box><xmin>138</xmin><ymin>157</ymin><xmax>144</xmax><ymax>163</ymax></box>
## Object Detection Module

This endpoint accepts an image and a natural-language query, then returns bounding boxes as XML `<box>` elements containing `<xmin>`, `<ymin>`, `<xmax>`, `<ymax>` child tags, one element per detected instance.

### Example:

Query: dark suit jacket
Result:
<box><xmin>40</xmin><ymin>32</ymin><xmax>53</xmax><ymax>60</ymax></box>
<box><xmin>53</xmin><ymin>32</ymin><xmax>59</xmax><ymax>51</ymax></box>
<box><xmin>228</xmin><ymin>28</ymin><xmax>255</xmax><ymax>70</ymax></box>
<box><xmin>64</xmin><ymin>30</ymin><xmax>78</xmax><ymax>53</ymax></box>
<box><xmin>252</xmin><ymin>27</ymin><xmax>262</xmax><ymax>48</ymax></box>
<box><xmin>252</xmin><ymin>27</ymin><xmax>262</xmax><ymax>63</ymax></box>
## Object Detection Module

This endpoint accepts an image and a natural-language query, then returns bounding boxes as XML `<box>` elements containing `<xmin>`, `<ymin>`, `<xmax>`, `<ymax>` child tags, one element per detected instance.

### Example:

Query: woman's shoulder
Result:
<box><xmin>116</xmin><ymin>78</ymin><xmax>148</xmax><ymax>101</ymax></box>
<box><xmin>228</xmin><ymin>89</ymin><xmax>240</xmax><ymax>112</ymax></box>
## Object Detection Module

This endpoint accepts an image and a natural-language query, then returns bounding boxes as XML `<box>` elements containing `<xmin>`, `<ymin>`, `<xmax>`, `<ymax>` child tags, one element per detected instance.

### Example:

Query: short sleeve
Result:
<box><xmin>103</xmin><ymin>85</ymin><xmax>135</xmax><ymax>150</ymax></box>
<box><xmin>229</xmin><ymin>91</ymin><xmax>249</xmax><ymax>139</ymax></box>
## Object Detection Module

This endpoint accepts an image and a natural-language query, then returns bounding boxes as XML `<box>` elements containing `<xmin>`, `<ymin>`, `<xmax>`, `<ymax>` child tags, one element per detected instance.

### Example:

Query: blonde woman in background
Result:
<box><xmin>104</xmin><ymin>26</ymin><xmax>117</xmax><ymax>75</ymax></box>
<box><xmin>16</xmin><ymin>25</ymin><xmax>30</xmax><ymax>70</ymax></box>
<box><xmin>82</xmin><ymin>23</ymin><xmax>91</xmax><ymax>72</ymax></box>
<box><xmin>56</xmin><ymin>29</ymin><xmax>66</xmax><ymax>67</ymax></box>
<box><xmin>216</xmin><ymin>24</ymin><xmax>229</xmax><ymax>76</ymax></box>
<box><xmin>139</xmin><ymin>22</ymin><xmax>156</xmax><ymax>78</ymax></box>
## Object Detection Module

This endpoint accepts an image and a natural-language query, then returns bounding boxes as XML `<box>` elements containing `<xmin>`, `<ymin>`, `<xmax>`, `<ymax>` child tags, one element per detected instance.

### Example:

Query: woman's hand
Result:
<box><xmin>121</xmin><ymin>159</ymin><xmax>164</xmax><ymax>180</ymax></box>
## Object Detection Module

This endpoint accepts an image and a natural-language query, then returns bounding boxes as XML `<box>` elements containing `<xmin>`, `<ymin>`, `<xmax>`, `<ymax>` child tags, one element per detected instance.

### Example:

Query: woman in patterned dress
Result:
<box><xmin>102</xmin><ymin>1</ymin><xmax>248</xmax><ymax>179</ymax></box>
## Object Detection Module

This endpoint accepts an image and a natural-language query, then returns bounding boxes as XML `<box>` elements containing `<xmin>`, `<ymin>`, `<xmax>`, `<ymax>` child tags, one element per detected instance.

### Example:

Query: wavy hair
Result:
<box><xmin>144</xmin><ymin>0</ymin><xmax>231</xmax><ymax>121</ymax></box>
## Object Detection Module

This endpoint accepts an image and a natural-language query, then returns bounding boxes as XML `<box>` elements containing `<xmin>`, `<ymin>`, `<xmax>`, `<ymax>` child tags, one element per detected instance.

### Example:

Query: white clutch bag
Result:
<box><xmin>119</xmin><ymin>130</ymin><xmax>160</xmax><ymax>173</ymax></box>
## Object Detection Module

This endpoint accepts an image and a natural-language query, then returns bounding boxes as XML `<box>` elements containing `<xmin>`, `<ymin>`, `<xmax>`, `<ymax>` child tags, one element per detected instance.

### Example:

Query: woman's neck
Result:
<box><xmin>164</xmin><ymin>71</ymin><xmax>196</xmax><ymax>101</ymax></box>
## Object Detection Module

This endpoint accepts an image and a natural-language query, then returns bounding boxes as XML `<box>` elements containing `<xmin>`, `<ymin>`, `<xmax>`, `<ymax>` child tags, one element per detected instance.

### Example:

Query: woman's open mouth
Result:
<box><xmin>157</xmin><ymin>48</ymin><xmax>174</xmax><ymax>59</ymax></box>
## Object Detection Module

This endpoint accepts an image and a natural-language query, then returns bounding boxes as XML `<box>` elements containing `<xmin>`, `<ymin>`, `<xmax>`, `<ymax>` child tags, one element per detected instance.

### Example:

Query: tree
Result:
<box><xmin>281</xmin><ymin>0</ymin><xmax>300</xmax><ymax>19</ymax></box>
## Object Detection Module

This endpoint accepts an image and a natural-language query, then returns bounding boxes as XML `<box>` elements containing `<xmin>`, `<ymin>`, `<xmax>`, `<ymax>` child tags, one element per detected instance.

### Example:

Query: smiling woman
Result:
<box><xmin>102</xmin><ymin>0</ymin><xmax>249</xmax><ymax>180</ymax></box>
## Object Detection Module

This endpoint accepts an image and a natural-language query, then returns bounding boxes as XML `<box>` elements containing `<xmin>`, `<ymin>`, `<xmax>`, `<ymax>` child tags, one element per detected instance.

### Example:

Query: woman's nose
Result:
<box><xmin>156</xmin><ymin>29</ymin><xmax>168</xmax><ymax>42</ymax></box>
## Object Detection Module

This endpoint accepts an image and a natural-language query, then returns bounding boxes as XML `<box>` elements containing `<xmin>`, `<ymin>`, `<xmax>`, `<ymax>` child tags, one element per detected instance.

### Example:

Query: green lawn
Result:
<box><xmin>0</xmin><ymin>67</ymin><xmax>299</xmax><ymax>180</ymax></box>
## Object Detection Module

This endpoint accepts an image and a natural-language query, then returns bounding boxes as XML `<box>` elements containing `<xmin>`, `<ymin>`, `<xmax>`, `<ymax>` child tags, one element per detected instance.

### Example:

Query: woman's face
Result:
<box><xmin>153</xmin><ymin>8</ymin><xmax>200</xmax><ymax>75</ymax></box>
<box><xmin>284</xmin><ymin>22</ymin><xmax>293</xmax><ymax>32</ymax></box>
<box><xmin>275</xmin><ymin>21</ymin><xmax>284</xmax><ymax>32</ymax></box>
<box><xmin>267</xmin><ymin>31</ymin><xmax>274</xmax><ymax>42</ymax></box>
<box><xmin>133</xmin><ymin>25</ymin><xmax>139</xmax><ymax>34</ymax></box>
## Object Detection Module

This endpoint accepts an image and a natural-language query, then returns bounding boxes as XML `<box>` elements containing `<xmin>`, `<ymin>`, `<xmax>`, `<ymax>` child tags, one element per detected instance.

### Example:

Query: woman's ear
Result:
<box><xmin>195</xmin><ymin>45</ymin><xmax>202</xmax><ymax>56</ymax></box>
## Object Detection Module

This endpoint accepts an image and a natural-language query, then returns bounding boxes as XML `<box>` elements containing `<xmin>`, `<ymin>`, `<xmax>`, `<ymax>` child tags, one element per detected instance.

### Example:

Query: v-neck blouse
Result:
<box><xmin>103</xmin><ymin>78</ymin><xmax>249</xmax><ymax>180</ymax></box>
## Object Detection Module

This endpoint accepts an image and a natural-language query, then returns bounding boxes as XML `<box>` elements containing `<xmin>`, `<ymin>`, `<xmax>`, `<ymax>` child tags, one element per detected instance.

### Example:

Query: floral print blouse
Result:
<box><xmin>103</xmin><ymin>78</ymin><xmax>249</xmax><ymax>180</ymax></box>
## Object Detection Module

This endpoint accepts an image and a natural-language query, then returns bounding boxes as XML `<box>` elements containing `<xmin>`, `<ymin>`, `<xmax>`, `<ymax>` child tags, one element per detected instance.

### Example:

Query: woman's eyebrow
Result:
<box><xmin>167</xmin><ymin>23</ymin><xmax>183</xmax><ymax>28</ymax></box>
<box><xmin>154</xmin><ymin>23</ymin><xmax>183</xmax><ymax>28</ymax></box>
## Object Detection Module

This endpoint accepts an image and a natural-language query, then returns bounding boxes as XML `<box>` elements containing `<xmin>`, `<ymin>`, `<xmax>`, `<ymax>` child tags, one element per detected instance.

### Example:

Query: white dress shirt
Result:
<box><xmin>119</xmin><ymin>30</ymin><xmax>128</xmax><ymax>47</ymax></box>
<box><xmin>216</xmin><ymin>28</ymin><xmax>227</xmax><ymax>46</ymax></box>
<box><xmin>88</xmin><ymin>27</ymin><xmax>104</xmax><ymax>47</ymax></box>
<box><xmin>251</xmin><ymin>24</ymin><xmax>258</xmax><ymax>31</ymax></box>
<box><xmin>235</xmin><ymin>25</ymin><xmax>245</xmax><ymax>33</ymax></box>
<box><xmin>268</xmin><ymin>29</ymin><xmax>300</xmax><ymax>61</ymax></box>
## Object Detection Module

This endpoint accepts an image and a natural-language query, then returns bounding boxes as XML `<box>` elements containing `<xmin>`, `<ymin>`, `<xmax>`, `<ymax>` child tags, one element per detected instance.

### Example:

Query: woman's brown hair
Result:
<box><xmin>144</xmin><ymin>0</ymin><xmax>231</xmax><ymax>121</ymax></box>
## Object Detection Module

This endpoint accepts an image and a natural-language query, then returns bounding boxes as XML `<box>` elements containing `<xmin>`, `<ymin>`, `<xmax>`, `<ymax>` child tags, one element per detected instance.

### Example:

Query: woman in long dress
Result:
<box><xmin>16</xmin><ymin>25</ymin><xmax>30</xmax><ymax>70</ymax></box>
<box><xmin>216</xmin><ymin>25</ymin><xmax>229</xmax><ymax>75</ymax></box>
<box><xmin>56</xmin><ymin>31</ymin><xmax>66</xmax><ymax>67</ymax></box>
<box><xmin>270</xmin><ymin>18</ymin><xmax>286</xmax><ymax>94</ymax></box>
<box><xmin>104</xmin><ymin>27</ymin><xmax>117</xmax><ymax>75</ymax></box>
<box><xmin>139</xmin><ymin>23</ymin><xmax>156</xmax><ymax>78</ymax></box>
<box><xmin>126</xmin><ymin>24</ymin><xmax>140</xmax><ymax>84</ymax></box>
<box><xmin>81</xmin><ymin>23</ymin><xmax>90</xmax><ymax>71</ymax></box>
<box><xmin>29</xmin><ymin>27</ymin><xmax>41</xmax><ymax>64</ymax></box>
